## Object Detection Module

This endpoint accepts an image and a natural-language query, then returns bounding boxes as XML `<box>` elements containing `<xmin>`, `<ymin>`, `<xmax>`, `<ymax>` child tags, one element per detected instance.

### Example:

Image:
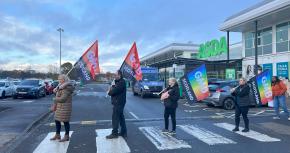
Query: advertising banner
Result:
<box><xmin>277</xmin><ymin>62</ymin><xmax>289</xmax><ymax>78</ymax></box>
<box><xmin>226</xmin><ymin>69</ymin><xmax>235</xmax><ymax>80</ymax></box>
<box><xmin>262</xmin><ymin>63</ymin><xmax>273</xmax><ymax>78</ymax></box>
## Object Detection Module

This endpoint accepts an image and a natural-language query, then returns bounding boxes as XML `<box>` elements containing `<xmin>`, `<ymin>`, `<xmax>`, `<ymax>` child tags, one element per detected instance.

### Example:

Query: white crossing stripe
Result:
<box><xmin>33</xmin><ymin>131</ymin><xmax>73</xmax><ymax>153</ymax></box>
<box><xmin>215</xmin><ymin>123</ymin><xmax>280</xmax><ymax>142</ymax></box>
<box><xmin>178</xmin><ymin>125</ymin><xmax>236</xmax><ymax>145</ymax></box>
<box><xmin>129</xmin><ymin>112</ymin><xmax>139</xmax><ymax>120</ymax></box>
<box><xmin>96</xmin><ymin>129</ymin><xmax>130</xmax><ymax>153</ymax></box>
<box><xmin>139</xmin><ymin>127</ymin><xmax>191</xmax><ymax>150</ymax></box>
<box><xmin>23</xmin><ymin>100</ymin><xmax>34</xmax><ymax>103</ymax></box>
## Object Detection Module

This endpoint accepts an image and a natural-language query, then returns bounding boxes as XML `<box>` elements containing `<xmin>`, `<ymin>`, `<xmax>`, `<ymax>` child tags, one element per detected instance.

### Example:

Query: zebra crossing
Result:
<box><xmin>32</xmin><ymin>122</ymin><xmax>283</xmax><ymax>153</ymax></box>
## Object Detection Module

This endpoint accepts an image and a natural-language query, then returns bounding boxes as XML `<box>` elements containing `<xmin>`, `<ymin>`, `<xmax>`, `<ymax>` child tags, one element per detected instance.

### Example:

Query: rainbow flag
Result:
<box><xmin>181</xmin><ymin>64</ymin><xmax>209</xmax><ymax>104</ymax></box>
<box><xmin>248</xmin><ymin>70</ymin><xmax>273</xmax><ymax>105</ymax></box>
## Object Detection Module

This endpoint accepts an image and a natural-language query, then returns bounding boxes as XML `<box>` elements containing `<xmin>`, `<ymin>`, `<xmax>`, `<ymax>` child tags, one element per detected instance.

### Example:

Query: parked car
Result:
<box><xmin>0</xmin><ymin>80</ymin><xmax>15</xmax><ymax>98</ymax></box>
<box><xmin>203</xmin><ymin>80</ymin><xmax>239</xmax><ymax>110</ymax></box>
<box><xmin>44</xmin><ymin>81</ymin><xmax>54</xmax><ymax>95</ymax></box>
<box><xmin>51</xmin><ymin>81</ymin><xmax>59</xmax><ymax>89</ymax></box>
<box><xmin>70</xmin><ymin>80</ymin><xmax>77</xmax><ymax>86</ymax></box>
<box><xmin>12</xmin><ymin>80</ymin><xmax>21</xmax><ymax>93</ymax></box>
<box><xmin>13</xmin><ymin>79</ymin><xmax>46</xmax><ymax>99</ymax></box>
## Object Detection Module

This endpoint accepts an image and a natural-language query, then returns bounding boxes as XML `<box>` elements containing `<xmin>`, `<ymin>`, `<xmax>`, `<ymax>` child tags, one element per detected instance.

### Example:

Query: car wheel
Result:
<box><xmin>206</xmin><ymin>103</ymin><xmax>214</xmax><ymax>107</ymax></box>
<box><xmin>223</xmin><ymin>98</ymin><xmax>235</xmax><ymax>110</ymax></box>
<box><xmin>141</xmin><ymin>91</ymin><xmax>146</xmax><ymax>98</ymax></box>
<box><xmin>42</xmin><ymin>90</ymin><xmax>46</xmax><ymax>97</ymax></box>
<box><xmin>132</xmin><ymin>88</ymin><xmax>138</xmax><ymax>96</ymax></box>
<box><xmin>1</xmin><ymin>91</ymin><xmax>5</xmax><ymax>99</ymax></box>
<box><xmin>34</xmin><ymin>92</ymin><xmax>40</xmax><ymax>99</ymax></box>
<box><xmin>13</xmin><ymin>95</ymin><xmax>18</xmax><ymax>99</ymax></box>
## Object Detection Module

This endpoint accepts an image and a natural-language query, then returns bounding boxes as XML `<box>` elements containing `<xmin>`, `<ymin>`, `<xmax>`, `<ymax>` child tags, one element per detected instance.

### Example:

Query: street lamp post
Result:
<box><xmin>57</xmin><ymin>28</ymin><xmax>64</xmax><ymax>74</ymax></box>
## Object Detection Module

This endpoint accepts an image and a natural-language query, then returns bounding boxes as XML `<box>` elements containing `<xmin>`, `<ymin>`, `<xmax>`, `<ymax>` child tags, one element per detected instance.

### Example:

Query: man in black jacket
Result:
<box><xmin>106</xmin><ymin>70</ymin><xmax>127</xmax><ymax>139</ymax></box>
<box><xmin>231</xmin><ymin>77</ymin><xmax>251</xmax><ymax>132</ymax></box>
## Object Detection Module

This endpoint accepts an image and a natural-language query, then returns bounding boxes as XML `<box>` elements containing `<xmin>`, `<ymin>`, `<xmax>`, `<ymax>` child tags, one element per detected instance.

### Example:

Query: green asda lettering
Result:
<box><xmin>197</xmin><ymin>37</ymin><xmax>227</xmax><ymax>59</ymax></box>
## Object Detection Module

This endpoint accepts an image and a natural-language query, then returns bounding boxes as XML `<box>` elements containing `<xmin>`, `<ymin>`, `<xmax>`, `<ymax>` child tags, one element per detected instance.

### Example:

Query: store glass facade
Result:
<box><xmin>276</xmin><ymin>21</ymin><xmax>289</xmax><ymax>53</ymax></box>
<box><xmin>245</xmin><ymin>27</ymin><xmax>272</xmax><ymax>57</ymax></box>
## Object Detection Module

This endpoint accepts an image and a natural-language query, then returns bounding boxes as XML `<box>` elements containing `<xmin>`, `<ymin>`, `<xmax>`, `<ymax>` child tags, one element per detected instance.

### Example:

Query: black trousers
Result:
<box><xmin>112</xmin><ymin>105</ymin><xmax>127</xmax><ymax>135</ymax></box>
<box><xmin>55</xmin><ymin>120</ymin><xmax>70</xmax><ymax>135</ymax></box>
<box><xmin>164</xmin><ymin>107</ymin><xmax>176</xmax><ymax>131</ymax></box>
<box><xmin>235</xmin><ymin>106</ymin><xmax>249</xmax><ymax>129</ymax></box>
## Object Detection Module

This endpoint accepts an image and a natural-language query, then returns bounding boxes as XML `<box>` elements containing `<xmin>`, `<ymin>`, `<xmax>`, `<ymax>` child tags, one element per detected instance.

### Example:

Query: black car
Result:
<box><xmin>13</xmin><ymin>79</ymin><xmax>46</xmax><ymax>99</ymax></box>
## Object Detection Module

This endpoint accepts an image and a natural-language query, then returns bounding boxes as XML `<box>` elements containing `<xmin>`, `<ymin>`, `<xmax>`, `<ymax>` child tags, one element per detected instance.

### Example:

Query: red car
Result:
<box><xmin>45</xmin><ymin>82</ymin><xmax>54</xmax><ymax>95</ymax></box>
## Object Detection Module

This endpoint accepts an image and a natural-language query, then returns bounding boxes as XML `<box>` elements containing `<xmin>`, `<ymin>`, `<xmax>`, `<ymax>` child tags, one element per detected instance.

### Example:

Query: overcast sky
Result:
<box><xmin>0</xmin><ymin>0</ymin><xmax>262</xmax><ymax>73</ymax></box>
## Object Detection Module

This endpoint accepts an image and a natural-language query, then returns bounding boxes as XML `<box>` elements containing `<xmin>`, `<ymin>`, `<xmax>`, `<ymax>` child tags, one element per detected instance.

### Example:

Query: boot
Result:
<box><xmin>106</xmin><ymin>134</ymin><xmax>118</xmax><ymax>139</ymax></box>
<box><xmin>50</xmin><ymin>134</ymin><xmax>61</xmax><ymax>141</ymax></box>
<box><xmin>59</xmin><ymin>134</ymin><xmax>70</xmax><ymax>142</ymax></box>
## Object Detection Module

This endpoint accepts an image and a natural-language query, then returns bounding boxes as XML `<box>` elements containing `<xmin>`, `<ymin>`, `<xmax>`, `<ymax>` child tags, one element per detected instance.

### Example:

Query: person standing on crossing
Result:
<box><xmin>106</xmin><ymin>70</ymin><xmax>127</xmax><ymax>139</ymax></box>
<box><xmin>160</xmin><ymin>78</ymin><xmax>180</xmax><ymax>135</ymax></box>
<box><xmin>50</xmin><ymin>74</ymin><xmax>75</xmax><ymax>142</ymax></box>
<box><xmin>271</xmin><ymin>76</ymin><xmax>290</xmax><ymax>120</ymax></box>
<box><xmin>231</xmin><ymin>77</ymin><xmax>250</xmax><ymax>132</ymax></box>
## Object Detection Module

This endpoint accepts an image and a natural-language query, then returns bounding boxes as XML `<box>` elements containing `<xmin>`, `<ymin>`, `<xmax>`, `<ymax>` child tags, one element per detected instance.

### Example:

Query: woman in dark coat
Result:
<box><xmin>160</xmin><ymin>78</ymin><xmax>180</xmax><ymax>135</ymax></box>
<box><xmin>50</xmin><ymin>74</ymin><xmax>75</xmax><ymax>142</ymax></box>
<box><xmin>231</xmin><ymin>77</ymin><xmax>250</xmax><ymax>132</ymax></box>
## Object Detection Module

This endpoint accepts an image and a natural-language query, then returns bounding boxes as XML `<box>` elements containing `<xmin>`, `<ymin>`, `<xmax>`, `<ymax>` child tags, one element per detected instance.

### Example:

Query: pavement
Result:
<box><xmin>2</xmin><ymin>83</ymin><xmax>290</xmax><ymax>153</ymax></box>
<box><xmin>0</xmin><ymin>95</ymin><xmax>53</xmax><ymax>152</ymax></box>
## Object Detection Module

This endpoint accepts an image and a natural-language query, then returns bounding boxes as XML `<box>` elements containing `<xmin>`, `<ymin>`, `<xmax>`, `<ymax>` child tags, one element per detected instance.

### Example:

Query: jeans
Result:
<box><xmin>112</xmin><ymin>105</ymin><xmax>127</xmax><ymax>135</ymax></box>
<box><xmin>164</xmin><ymin>107</ymin><xmax>176</xmax><ymax>131</ymax></box>
<box><xmin>235</xmin><ymin>106</ymin><xmax>249</xmax><ymax>129</ymax></box>
<box><xmin>274</xmin><ymin>95</ymin><xmax>289</xmax><ymax>118</ymax></box>
<box><xmin>55</xmin><ymin>120</ymin><xmax>70</xmax><ymax>135</ymax></box>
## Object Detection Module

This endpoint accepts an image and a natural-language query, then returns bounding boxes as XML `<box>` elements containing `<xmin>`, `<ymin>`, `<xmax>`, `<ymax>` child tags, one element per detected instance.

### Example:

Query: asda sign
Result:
<box><xmin>197</xmin><ymin>37</ymin><xmax>227</xmax><ymax>59</ymax></box>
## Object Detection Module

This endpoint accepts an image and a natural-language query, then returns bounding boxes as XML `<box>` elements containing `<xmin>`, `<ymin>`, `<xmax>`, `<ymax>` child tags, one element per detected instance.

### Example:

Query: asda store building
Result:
<box><xmin>220</xmin><ymin>0</ymin><xmax>290</xmax><ymax>79</ymax></box>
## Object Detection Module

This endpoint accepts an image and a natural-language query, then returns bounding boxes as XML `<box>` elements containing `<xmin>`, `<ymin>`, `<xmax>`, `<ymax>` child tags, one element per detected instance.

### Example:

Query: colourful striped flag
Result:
<box><xmin>181</xmin><ymin>64</ymin><xmax>210</xmax><ymax>104</ymax></box>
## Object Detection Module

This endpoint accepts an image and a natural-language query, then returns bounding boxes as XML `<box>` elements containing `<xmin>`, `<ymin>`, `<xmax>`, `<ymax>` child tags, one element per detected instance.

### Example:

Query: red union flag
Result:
<box><xmin>120</xmin><ymin>42</ymin><xmax>142</xmax><ymax>81</ymax></box>
<box><xmin>76</xmin><ymin>40</ymin><xmax>100</xmax><ymax>81</ymax></box>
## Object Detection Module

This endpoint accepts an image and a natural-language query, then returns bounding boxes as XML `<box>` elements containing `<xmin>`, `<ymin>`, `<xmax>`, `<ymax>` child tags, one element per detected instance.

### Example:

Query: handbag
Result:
<box><xmin>50</xmin><ymin>103</ymin><xmax>57</xmax><ymax>112</ymax></box>
<box><xmin>160</xmin><ymin>91</ymin><xmax>169</xmax><ymax>101</ymax></box>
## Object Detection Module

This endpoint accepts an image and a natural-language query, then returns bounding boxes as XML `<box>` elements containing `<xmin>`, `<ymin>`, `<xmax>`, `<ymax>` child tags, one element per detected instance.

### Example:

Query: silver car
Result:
<box><xmin>203</xmin><ymin>80</ymin><xmax>239</xmax><ymax>110</ymax></box>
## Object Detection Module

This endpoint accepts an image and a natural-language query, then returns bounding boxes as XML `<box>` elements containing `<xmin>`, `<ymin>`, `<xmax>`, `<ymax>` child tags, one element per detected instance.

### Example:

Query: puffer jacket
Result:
<box><xmin>54</xmin><ymin>82</ymin><xmax>75</xmax><ymax>122</ymax></box>
<box><xmin>272</xmin><ymin>81</ymin><xmax>287</xmax><ymax>97</ymax></box>
<box><xmin>231</xmin><ymin>84</ymin><xmax>250</xmax><ymax>107</ymax></box>
<box><xmin>163</xmin><ymin>84</ymin><xmax>180</xmax><ymax>109</ymax></box>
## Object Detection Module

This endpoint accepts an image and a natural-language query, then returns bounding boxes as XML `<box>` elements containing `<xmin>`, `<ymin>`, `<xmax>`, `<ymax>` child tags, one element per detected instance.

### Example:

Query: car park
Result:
<box><xmin>0</xmin><ymin>80</ymin><xmax>15</xmax><ymax>98</ymax></box>
<box><xmin>203</xmin><ymin>80</ymin><xmax>239</xmax><ymax>110</ymax></box>
<box><xmin>13</xmin><ymin>79</ymin><xmax>46</xmax><ymax>99</ymax></box>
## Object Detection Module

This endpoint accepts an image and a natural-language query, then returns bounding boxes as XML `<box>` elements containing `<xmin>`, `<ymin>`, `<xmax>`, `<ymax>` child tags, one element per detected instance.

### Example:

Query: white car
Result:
<box><xmin>0</xmin><ymin>80</ymin><xmax>15</xmax><ymax>98</ymax></box>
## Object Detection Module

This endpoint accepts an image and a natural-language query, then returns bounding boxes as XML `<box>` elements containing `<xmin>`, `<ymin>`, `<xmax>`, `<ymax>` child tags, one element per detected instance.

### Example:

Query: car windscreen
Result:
<box><xmin>13</xmin><ymin>82</ymin><xmax>20</xmax><ymax>85</ymax></box>
<box><xmin>0</xmin><ymin>82</ymin><xmax>5</xmax><ymax>87</ymax></box>
<box><xmin>221</xmin><ymin>86</ymin><xmax>231</xmax><ymax>92</ymax></box>
<box><xmin>20</xmin><ymin>80</ymin><xmax>39</xmax><ymax>86</ymax></box>
<box><xmin>142</xmin><ymin>73</ymin><xmax>159</xmax><ymax>81</ymax></box>
<box><xmin>208</xmin><ymin>84</ymin><xmax>220</xmax><ymax>91</ymax></box>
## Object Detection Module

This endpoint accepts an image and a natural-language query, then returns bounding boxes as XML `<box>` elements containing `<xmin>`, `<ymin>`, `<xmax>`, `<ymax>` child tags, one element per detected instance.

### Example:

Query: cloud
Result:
<box><xmin>0</xmin><ymin>0</ymin><xmax>259</xmax><ymax>73</ymax></box>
